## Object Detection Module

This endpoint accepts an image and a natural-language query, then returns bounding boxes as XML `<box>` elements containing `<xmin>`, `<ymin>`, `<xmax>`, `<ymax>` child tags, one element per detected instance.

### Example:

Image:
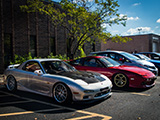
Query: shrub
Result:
<box><xmin>10</xmin><ymin>53</ymin><xmax>70</xmax><ymax>65</ymax></box>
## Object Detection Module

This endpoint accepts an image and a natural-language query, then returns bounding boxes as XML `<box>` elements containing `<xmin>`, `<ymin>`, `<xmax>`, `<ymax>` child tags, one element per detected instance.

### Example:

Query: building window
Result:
<box><xmin>30</xmin><ymin>35</ymin><xmax>37</xmax><ymax>57</ymax></box>
<box><xmin>50</xmin><ymin>37</ymin><xmax>56</xmax><ymax>55</ymax></box>
<box><xmin>4</xmin><ymin>33</ymin><xmax>12</xmax><ymax>67</ymax></box>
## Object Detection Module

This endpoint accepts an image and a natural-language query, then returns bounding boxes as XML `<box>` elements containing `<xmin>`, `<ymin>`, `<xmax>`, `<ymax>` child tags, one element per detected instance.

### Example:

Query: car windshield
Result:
<box><xmin>41</xmin><ymin>61</ymin><xmax>76</xmax><ymax>74</ymax></box>
<box><xmin>137</xmin><ymin>54</ymin><xmax>151</xmax><ymax>60</ymax></box>
<box><xmin>121</xmin><ymin>52</ymin><xmax>140</xmax><ymax>60</ymax></box>
<box><xmin>99</xmin><ymin>57</ymin><xmax>121</xmax><ymax>67</ymax></box>
<box><xmin>155</xmin><ymin>53</ymin><xmax>160</xmax><ymax>56</ymax></box>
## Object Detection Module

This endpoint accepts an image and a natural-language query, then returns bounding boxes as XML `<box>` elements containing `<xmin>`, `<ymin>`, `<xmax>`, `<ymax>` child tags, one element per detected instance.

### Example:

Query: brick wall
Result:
<box><xmin>0</xmin><ymin>0</ymin><xmax>67</xmax><ymax>73</ymax></box>
<box><xmin>101</xmin><ymin>34</ymin><xmax>151</xmax><ymax>53</ymax></box>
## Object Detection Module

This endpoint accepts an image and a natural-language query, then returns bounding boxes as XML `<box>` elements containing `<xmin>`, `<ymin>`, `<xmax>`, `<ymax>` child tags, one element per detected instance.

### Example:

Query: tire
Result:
<box><xmin>6</xmin><ymin>75</ymin><xmax>17</xmax><ymax>92</ymax></box>
<box><xmin>113</xmin><ymin>73</ymin><xmax>129</xmax><ymax>88</ymax></box>
<box><xmin>53</xmin><ymin>83</ymin><xmax>72</xmax><ymax>104</ymax></box>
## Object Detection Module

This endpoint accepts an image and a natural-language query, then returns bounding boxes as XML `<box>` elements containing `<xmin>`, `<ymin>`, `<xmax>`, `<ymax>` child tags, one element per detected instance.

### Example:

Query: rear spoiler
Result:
<box><xmin>7</xmin><ymin>64</ymin><xmax>20</xmax><ymax>69</ymax></box>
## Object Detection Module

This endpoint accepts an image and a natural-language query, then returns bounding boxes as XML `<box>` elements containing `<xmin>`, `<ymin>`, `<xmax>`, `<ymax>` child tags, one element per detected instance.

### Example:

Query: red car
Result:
<box><xmin>69</xmin><ymin>56</ymin><xmax>157</xmax><ymax>88</ymax></box>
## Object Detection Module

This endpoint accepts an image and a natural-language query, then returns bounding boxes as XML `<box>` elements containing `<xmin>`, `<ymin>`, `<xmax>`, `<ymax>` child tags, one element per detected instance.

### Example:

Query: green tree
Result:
<box><xmin>21</xmin><ymin>0</ymin><xmax>131</xmax><ymax>58</ymax></box>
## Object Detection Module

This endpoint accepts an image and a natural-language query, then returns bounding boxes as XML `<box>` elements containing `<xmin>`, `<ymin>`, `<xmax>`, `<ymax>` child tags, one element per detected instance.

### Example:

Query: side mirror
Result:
<box><xmin>34</xmin><ymin>70</ymin><xmax>43</xmax><ymax>76</ymax></box>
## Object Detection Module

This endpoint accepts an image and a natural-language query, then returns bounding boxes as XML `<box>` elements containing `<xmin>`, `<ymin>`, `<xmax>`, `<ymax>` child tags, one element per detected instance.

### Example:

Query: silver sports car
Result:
<box><xmin>3</xmin><ymin>59</ymin><xmax>112</xmax><ymax>104</ymax></box>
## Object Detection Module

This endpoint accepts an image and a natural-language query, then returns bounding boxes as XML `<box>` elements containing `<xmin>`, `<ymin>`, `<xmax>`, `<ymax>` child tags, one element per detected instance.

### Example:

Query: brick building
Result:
<box><xmin>101</xmin><ymin>34</ymin><xmax>160</xmax><ymax>53</ymax></box>
<box><xmin>0</xmin><ymin>0</ymin><xmax>100</xmax><ymax>73</ymax></box>
<box><xmin>0</xmin><ymin>0</ymin><xmax>69</xmax><ymax>73</ymax></box>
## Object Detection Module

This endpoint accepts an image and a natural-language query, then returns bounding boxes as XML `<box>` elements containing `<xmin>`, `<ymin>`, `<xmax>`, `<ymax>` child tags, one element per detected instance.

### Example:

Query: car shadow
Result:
<box><xmin>111</xmin><ymin>86</ymin><xmax>154</xmax><ymax>93</ymax></box>
<box><xmin>0</xmin><ymin>86</ymin><xmax>110</xmax><ymax>114</ymax></box>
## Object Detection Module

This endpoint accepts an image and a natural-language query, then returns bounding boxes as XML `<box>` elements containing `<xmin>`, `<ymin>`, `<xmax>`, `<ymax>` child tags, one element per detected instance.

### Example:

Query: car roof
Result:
<box><xmin>139</xmin><ymin>52</ymin><xmax>157</xmax><ymax>54</ymax></box>
<box><xmin>86</xmin><ymin>56</ymin><xmax>107</xmax><ymax>58</ymax></box>
<box><xmin>90</xmin><ymin>50</ymin><xmax>126</xmax><ymax>54</ymax></box>
<box><xmin>26</xmin><ymin>58</ymin><xmax>61</xmax><ymax>62</ymax></box>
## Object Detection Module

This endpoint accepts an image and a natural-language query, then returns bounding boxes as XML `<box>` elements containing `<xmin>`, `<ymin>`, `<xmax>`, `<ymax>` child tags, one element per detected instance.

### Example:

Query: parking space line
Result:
<box><xmin>131</xmin><ymin>92</ymin><xmax>150</xmax><ymax>96</ymax></box>
<box><xmin>0</xmin><ymin>111</ymin><xmax>34</xmax><ymax>117</ymax></box>
<box><xmin>0</xmin><ymin>91</ymin><xmax>112</xmax><ymax>120</ymax></box>
<box><xmin>66</xmin><ymin>115</ymin><xmax>94</xmax><ymax>120</ymax></box>
<box><xmin>66</xmin><ymin>110</ymin><xmax>112</xmax><ymax>120</ymax></box>
<box><xmin>0</xmin><ymin>108</ymin><xmax>64</xmax><ymax>117</ymax></box>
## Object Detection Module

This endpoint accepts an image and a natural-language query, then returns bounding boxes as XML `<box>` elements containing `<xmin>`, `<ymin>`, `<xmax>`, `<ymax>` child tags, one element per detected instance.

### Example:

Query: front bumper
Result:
<box><xmin>141</xmin><ymin>77</ymin><xmax>157</xmax><ymax>88</ymax></box>
<box><xmin>72</xmin><ymin>88</ymin><xmax>112</xmax><ymax>102</ymax></box>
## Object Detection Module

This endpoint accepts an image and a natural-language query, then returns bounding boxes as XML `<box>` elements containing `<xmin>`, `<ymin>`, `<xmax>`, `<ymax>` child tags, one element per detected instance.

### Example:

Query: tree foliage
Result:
<box><xmin>20</xmin><ymin>0</ymin><xmax>131</xmax><ymax>58</ymax></box>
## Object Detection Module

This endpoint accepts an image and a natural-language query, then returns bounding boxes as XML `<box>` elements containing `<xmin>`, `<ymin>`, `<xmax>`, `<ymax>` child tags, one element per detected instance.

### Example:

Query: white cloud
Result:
<box><xmin>127</xmin><ymin>16</ymin><xmax>139</xmax><ymax>21</ymax></box>
<box><xmin>125</xmin><ymin>27</ymin><xmax>154</xmax><ymax>35</ymax></box>
<box><xmin>157</xmin><ymin>18</ymin><xmax>160</xmax><ymax>23</ymax></box>
<box><xmin>132</xmin><ymin>3</ymin><xmax>141</xmax><ymax>6</ymax></box>
<box><xmin>119</xmin><ymin>14</ymin><xmax>139</xmax><ymax>21</ymax></box>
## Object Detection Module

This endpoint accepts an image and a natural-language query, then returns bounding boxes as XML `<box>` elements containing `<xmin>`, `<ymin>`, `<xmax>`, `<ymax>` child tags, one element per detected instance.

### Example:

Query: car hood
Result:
<box><xmin>112</xmin><ymin>65</ymin><xmax>154</xmax><ymax>76</ymax></box>
<box><xmin>135</xmin><ymin>60</ymin><xmax>155</xmax><ymax>67</ymax></box>
<box><xmin>56</xmin><ymin>71</ymin><xmax>106</xmax><ymax>84</ymax></box>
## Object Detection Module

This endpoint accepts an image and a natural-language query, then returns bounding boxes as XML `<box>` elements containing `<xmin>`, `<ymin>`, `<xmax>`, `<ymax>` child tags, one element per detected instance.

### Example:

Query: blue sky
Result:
<box><xmin>53</xmin><ymin>0</ymin><xmax>160</xmax><ymax>36</ymax></box>
<box><xmin>107</xmin><ymin>0</ymin><xmax>160</xmax><ymax>36</ymax></box>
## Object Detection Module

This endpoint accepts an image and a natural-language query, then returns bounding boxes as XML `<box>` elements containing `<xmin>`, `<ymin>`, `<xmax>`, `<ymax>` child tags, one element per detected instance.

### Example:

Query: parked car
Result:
<box><xmin>139</xmin><ymin>52</ymin><xmax>160</xmax><ymax>60</ymax></box>
<box><xmin>89</xmin><ymin>50</ymin><xmax>158</xmax><ymax>76</ymax></box>
<box><xmin>134</xmin><ymin>54</ymin><xmax>160</xmax><ymax>75</ymax></box>
<box><xmin>3</xmin><ymin>59</ymin><xmax>112</xmax><ymax>104</ymax></box>
<box><xmin>69</xmin><ymin>56</ymin><xmax>157</xmax><ymax>88</ymax></box>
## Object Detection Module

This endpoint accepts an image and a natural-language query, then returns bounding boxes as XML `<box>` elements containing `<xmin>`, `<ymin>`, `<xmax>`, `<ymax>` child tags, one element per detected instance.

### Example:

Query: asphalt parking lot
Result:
<box><xmin>0</xmin><ymin>76</ymin><xmax>160</xmax><ymax>120</ymax></box>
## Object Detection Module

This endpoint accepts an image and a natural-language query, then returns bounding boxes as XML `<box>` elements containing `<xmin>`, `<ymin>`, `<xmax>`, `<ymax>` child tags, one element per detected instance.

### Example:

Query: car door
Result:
<box><xmin>22</xmin><ymin>61</ymin><xmax>51</xmax><ymax>94</ymax></box>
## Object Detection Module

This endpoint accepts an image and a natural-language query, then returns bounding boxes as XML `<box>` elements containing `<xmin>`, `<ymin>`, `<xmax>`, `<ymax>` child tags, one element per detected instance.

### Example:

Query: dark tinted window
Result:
<box><xmin>23</xmin><ymin>61</ymin><xmax>41</xmax><ymax>72</ymax></box>
<box><xmin>70</xmin><ymin>58</ymin><xmax>84</xmax><ymax>66</ymax></box>
<box><xmin>97</xmin><ymin>53</ymin><xmax>109</xmax><ymax>57</ymax></box>
<box><xmin>41</xmin><ymin>61</ymin><xmax>76</xmax><ymax>74</ymax></box>
<box><xmin>84</xmin><ymin>58</ymin><xmax>103</xmax><ymax>67</ymax></box>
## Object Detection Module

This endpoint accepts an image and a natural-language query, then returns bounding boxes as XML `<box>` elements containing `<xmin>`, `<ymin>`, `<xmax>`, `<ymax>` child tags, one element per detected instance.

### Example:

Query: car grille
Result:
<box><xmin>142</xmin><ymin>77</ymin><xmax>157</xmax><ymax>85</ymax></box>
<box><xmin>95</xmin><ymin>88</ymin><xmax>111</xmax><ymax>97</ymax></box>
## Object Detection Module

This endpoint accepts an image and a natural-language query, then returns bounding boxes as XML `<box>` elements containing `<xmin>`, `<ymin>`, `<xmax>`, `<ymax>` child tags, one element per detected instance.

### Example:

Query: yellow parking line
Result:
<box><xmin>66</xmin><ymin>110</ymin><xmax>112</xmax><ymax>120</ymax></box>
<box><xmin>65</xmin><ymin>115</ymin><xmax>93</xmax><ymax>120</ymax></box>
<box><xmin>131</xmin><ymin>92</ymin><xmax>150</xmax><ymax>96</ymax></box>
<box><xmin>0</xmin><ymin>111</ymin><xmax>34</xmax><ymax>117</ymax></box>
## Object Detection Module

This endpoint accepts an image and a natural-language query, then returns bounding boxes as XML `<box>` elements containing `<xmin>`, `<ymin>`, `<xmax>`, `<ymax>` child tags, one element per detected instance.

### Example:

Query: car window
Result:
<box><xmin>97</xmin><ymin>53</ymin><xmax>108</xmax><ymax>57</ymax></box>
<box><xmin>109</xmin><ymin>53</ymin><xmax>116</xmax><ymax>60</ymax></box>
<box><xmin>84</xmin><ymin>58</ymin><xmax>103</xmax><ymax>67</ymax></box>
<box><xmin>121</xmin><ymin>52</ymin><xmax>140</xmax><ymax>60</ymax></box>
<box><xmin>144</xmin><ymin>53</ymin><xmax>151</xmax><ymax>58</ymax></box>
<box><xmin>151</xmin><ymin>54</ymin><xmax>159</xmax><ymax>58</ymax></box>
<box><xmin>22</xmin><ymin>61</ymin><xmax>41</xmax><ymax>72</ymax></box>
<box><xmin>70</xmin><ymin>58</ymin><xmax>83</xmax><ymax>66</ymax></box>
<box><xmin>109</xmin><ymin>53</ymin><xmax>131</xmax><ymax>63</ymax></box>
<box><xmin>41</xmin><ymin>61</ymin><xmax>76</xmax><ymax>74</ymax></box>
<box><xmin>109</xmin><ymin>53</ymin><xmax>124</xmax><ymax>61</ymax></box>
